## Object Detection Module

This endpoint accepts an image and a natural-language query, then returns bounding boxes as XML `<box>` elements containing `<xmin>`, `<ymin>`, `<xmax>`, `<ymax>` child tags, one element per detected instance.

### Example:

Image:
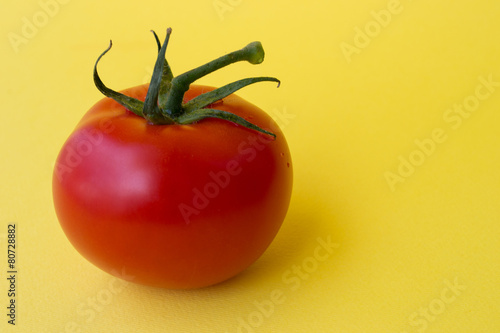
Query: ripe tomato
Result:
<box><xmin>52</xmin><ymin>29</ymin><xmax>293</xmax><ymax>289</ymax></box>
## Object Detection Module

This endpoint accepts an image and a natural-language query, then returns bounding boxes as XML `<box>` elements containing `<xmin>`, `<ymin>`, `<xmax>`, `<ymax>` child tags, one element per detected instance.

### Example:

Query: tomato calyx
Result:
<box><xmin>93</xmin><ymin>28</ymin><xmax>280</xmax><ymax>138</ymax></box>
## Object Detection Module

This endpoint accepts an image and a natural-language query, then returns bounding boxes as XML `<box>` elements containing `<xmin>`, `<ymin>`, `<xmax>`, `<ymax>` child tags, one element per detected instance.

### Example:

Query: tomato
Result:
<box><xmin>52</xmin><ymin>29</ymin><xmax>293</xmax><ymax>289</ymax></box>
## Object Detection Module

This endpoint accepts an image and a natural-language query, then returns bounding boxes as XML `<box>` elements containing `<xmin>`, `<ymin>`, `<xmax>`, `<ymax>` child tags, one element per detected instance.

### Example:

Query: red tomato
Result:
<box><xmin>53</xmin><ymin>29</ymin><xmax>293</xmax><ymax>289</ymax></box>
<box><xmin>53</xmin><ymin>82</ymin><xmax>293</xmax><ymax>289</ymax></box>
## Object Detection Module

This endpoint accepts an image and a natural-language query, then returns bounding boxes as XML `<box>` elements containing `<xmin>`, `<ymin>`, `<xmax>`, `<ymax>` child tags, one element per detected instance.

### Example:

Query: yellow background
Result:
<box><xmin>1</xmin><ymin>0</ymin><xmax>499</xmax><ymax>332</ymax></box>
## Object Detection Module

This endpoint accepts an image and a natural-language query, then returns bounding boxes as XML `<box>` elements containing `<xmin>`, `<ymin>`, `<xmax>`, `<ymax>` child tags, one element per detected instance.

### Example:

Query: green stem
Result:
<box><xmin>164</xmin><ymin>41</ymin><xmax>266</xmax><ymax>117</ymax></box>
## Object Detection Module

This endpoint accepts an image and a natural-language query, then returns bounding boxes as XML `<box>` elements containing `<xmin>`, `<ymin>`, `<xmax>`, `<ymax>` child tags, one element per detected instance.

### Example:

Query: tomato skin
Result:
<box><xmin>53</xmin><ymin>84</ymin><xmax>292</xmax><ymax>289</ymax></box>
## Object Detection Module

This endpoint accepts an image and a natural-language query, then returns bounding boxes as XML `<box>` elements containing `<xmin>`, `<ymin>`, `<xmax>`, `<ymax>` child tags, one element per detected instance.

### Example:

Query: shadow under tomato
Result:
<box><xmin>123</xmin><ymin>187</ymin><xmax>346</xmax><ymax>294</ymax></box>
<box><xmin>217</xmin><ymin>193</ymin><xmax>344</xmax><ymax>290</ymax></box>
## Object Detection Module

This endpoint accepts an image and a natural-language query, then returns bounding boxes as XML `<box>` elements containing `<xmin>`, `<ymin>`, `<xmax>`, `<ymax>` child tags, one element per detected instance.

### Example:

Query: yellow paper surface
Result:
<box><xmin>1</xmin><ymin>0</ymin><xmax>499</xmax><ymax>332</ymax></box>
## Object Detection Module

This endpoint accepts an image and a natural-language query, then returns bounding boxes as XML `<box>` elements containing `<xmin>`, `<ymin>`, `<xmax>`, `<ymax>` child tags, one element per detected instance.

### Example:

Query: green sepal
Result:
<box><xmin>151</xmin><ymin>30</ymin><xmax>173</xmax><ymax>108</ymax></box>
<box><xmin>93</xmin><ymin>41</ymin><xmax>145</xmax><ymax>117</ymax></box>
<box><xmin>183</xmin><ymin>77</ymin><xmax>280</xmax><ymax>113</ymax></box>
<box><xmin>143</xmin><ymin>28</ymin><xmax>175</xmax><ymax>124</ymax></box>
<box><xmin>176</xmin><ymin>108</ymin><xmax>276</xmax><ymax>139</ymax></box>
